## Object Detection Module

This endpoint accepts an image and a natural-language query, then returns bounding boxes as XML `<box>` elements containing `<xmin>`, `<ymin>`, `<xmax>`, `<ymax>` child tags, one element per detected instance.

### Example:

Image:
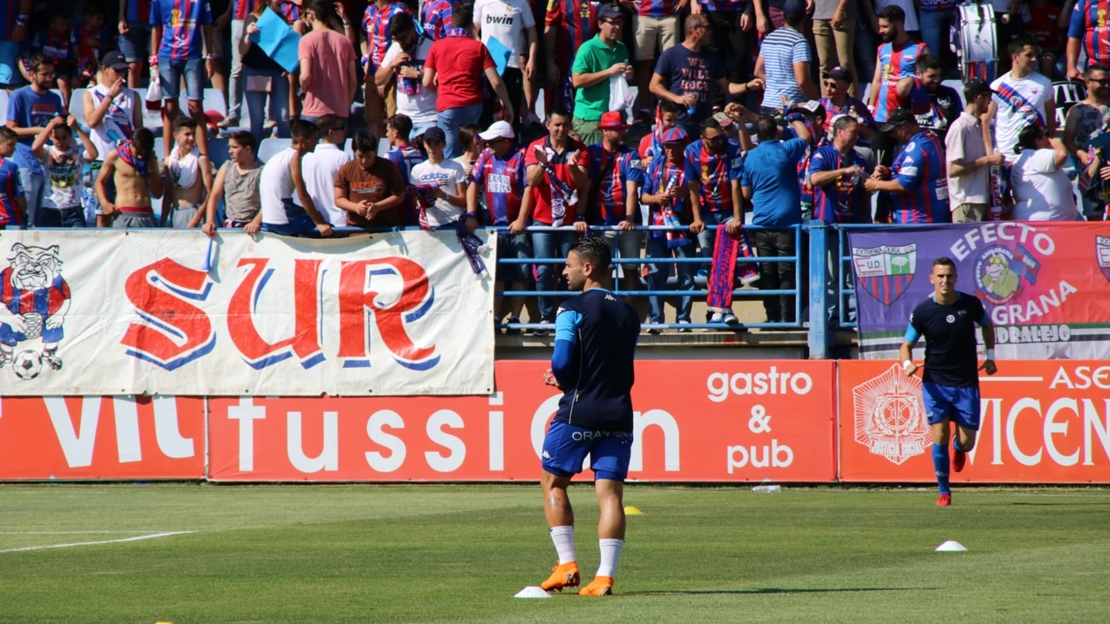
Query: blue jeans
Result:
<box><xmin>645</xmin><ymin>237</ymin><xmax>694</xmax><ymax>324</ymax></box>
<box><xmin>118</xmin><ymin>23</ymin><xmax>151</xmax><ymax>63</ymax></box>
<box><xmin>531</xmin><ymin>227</ymin><xmax>578</xmax><ymax>321</ymax></box>
<box><xmin>16</xmin><ymin>167</ymin><xmax>43</xmax><ymax>229</ymax></box>
<box><xmin>437</xmin><ymin>103</ymin><xmax>482</xmax><ymax>159</ymax></box>
<box><xmin>695</xmin><ymin>211</ymin><xmax>734</xmax><ymax>263</ymax></box>
<box><xmin>245</xmin><ymin>66</ymin><xmax>290</xmax><ymax>139</ymax></box>
<box><xmin>918</xmin><ymin>9</ymin><xmax>954</xmax><ymax>70</ymax></box>
<box><xmin>158</xmin><ymin>57</ymin><xmax>204</xmax><ymax>100</ymax></box>
<box><xmin>855</xmin><ymin>22</ymin><xmax>877</xmax><ymax>92</ymax></box>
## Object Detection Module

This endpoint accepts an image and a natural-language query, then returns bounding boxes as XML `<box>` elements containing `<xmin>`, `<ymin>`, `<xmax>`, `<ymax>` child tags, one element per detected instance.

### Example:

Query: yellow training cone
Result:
<box><xmin>624</xmin><ymin>506</ymin><xmax>643</xmax><ymax>515</ymax></box>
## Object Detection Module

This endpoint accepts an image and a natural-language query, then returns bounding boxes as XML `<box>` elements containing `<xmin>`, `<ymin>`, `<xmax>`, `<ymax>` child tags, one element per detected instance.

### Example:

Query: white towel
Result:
<box><xmin>165</xmin><ymin>143</ymin><xmax>200</xmax><ymax>189</ymax></box>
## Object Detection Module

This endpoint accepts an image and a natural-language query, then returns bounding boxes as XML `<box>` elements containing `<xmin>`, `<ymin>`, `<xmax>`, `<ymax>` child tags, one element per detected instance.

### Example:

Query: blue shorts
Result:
<box><xmin>118</xmin><ymin>23</ymin><xmax>151</xmax><ymax>63</ymax></box>
<box><xmin>541</xmin><ymin>420</ymin><xmax>633</xmax><ymax>481</ymax></box>
<box><xmin>158</xmin><ymin>57</ymin><xmax>204</xmax><ymax>101</ymax></box>
<box><xmin>922</xmin><ymin>382</ymin><xmax>981</xmax><ymax>431</ymax></box>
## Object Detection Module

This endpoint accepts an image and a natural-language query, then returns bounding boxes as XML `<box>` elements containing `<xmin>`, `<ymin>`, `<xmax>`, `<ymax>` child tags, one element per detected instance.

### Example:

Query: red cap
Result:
<box><xmin>599</xmin><ymin>110</ymin><xmax>627</xmax><ymax>129</ymax></box>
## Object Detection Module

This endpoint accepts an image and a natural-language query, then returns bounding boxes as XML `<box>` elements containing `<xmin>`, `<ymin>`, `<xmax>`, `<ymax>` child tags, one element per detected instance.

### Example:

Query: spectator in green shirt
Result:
<box><xmin>570</xmin><ymin>4</ymin><xmax>634</xmax><ymax>146</ymax></box>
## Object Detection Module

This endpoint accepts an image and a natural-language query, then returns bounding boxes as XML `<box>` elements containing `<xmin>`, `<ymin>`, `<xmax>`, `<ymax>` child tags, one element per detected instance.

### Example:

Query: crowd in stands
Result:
<box><xmin>0</xmin><ymin>0</ymin><xmax>1106</xmax><ymax>330</ymax></box>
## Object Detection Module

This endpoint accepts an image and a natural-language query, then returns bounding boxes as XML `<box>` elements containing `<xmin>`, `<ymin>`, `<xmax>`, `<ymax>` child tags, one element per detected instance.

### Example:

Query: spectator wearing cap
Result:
<box><xmin>424</xmin><ymin>4</ymin><xmax>516</xmax><ymax>159</ymax></box>
<box><xmin>946</xmin><ymin>79</ymin><xmax>1004</xmax><ymax>223</ymax></box>
<box><xmin>377</xmin><ymin>13</ymin><xmax>437</xmax><ymax>139</ymax></box>
<box><xmin>570</xmin><ymin>3</ymin><xmax>633</xmax><ymax>146</ymax></box>
<box><xmin>864</xmin><ymin>108</ymin><xmax>950</xmax><ymax>223</ymax></box>
<box><xmin>639</xmin><ymin>101</ymin><xmax>682</xmax><ymax>168</ymax></box>
<box><xmin>521</xmin><ymin>107</ymin><xmax>590</xmax><ymax>331</ymax></box>
<box><xmin>409</xmin><ymin>126</ymin><xmax>469</xmax><ymax>227</ymax></box>
<box><xmin>334</xmin><ymin>130</ymin><xmax>407</xmax><ymax>229</ymax></box>
<box><xmin>894</xmin><ymin>54</ymin><xmax>962</xmax><ymax>142</ymax></box>
<box><xmin>467</xmin><ymin>120</ymin><xmax>534</xmax><ymax>330</ymax></box>
<box><xmin>584</xmin><ymin>110</ymin><xmax>645</xmax><ymax>297</ymax></box>
<box><xmin>742</xmin><ymin>115</ymin><xmax>811</xmax><ymax>324</ymax></box>
<box><xmin>812</xmin><ymin>0</ymin><xmax>859</xmax><ymax>97</ymax></box>
<box><xmin>754</xmin><ymin>0</ymin><xmax>818</xmax><ymax>114</ymax></box>
<box><xmin>650</xmin><ymin>13</ymin><xmax>763</xmax><ymax>138</ymax></box>
<box><xmin>1011</xmin><ymin>125</ymin><xmax>1081</xmax><ymax>221</ymax></box>
<box><xmin>641</xmin><ymin>126</ymin><xmax>696</xmax><ymax>332</ymax></box>
<box><xmin>83</xmin><ymin>52</ymin><xmax>142</xmax><ymax>168</ymax></box>
<box><xmin>818</xmin><ymin>66</ymin><xmax>877</xmax><ymax>148</ymax></box>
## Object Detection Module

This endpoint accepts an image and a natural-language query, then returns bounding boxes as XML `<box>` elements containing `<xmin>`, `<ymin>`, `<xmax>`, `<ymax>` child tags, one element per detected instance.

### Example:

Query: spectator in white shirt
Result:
<box><xmin>376</xmin><ymin>12</ymin><xmax>438</xmax><ymax>138</ymax></box>
<box><xmin>300</xmin><ymin>114</ymin><xmax>355</xmax><ymax>228</ymax></box>
<box><xmin>1010</xmin><ymin>125</ymin><xmax>1081</xmax><ymax>221</ymax></box>
<box><xmin>409</xmin><ymin>125</ymin><xmax>468</xmax><ymax>227</ymax></box>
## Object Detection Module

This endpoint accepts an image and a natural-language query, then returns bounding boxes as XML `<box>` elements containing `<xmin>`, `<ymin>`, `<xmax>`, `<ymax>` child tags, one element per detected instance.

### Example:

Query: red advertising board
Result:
<box><xmin>207</xmin><ymin>360</ymin><xmax>838</xmax><ymax>482</ymax></box>
<box><xmin>838</xmin><ymin>361</ymin><xmax>1110</xmax><ymax>483</ymax></box>
<box><xmin>0</xmin><ymin>397</ymin><xmax>206</xmax><ymax>479</ymax></box>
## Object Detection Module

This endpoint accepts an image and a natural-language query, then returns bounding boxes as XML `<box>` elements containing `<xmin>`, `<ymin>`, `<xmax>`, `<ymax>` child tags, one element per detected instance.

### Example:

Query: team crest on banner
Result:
<box><xmin>973</xmin><ymin>244</ymin><xmax>1041</xmax><ymax>305</ymax></box>
<box><xmin>1098</xmin><ymin>236</ymin><xmax>1110</xmax><ymax>283</ymax></box>
<box><xmin>852</xmin><ymin>244</ymin><xmax>917</xmax><ymax>305</ymax></box>
<box><xmin>852</xmin><ymin>364</ymin><xmax>931</xmax><ymax>465</ymax></box>
<box><xmin>0</xmin><ymin>243</ymin><xmax>71</xmax><ymax>380</ymax></box>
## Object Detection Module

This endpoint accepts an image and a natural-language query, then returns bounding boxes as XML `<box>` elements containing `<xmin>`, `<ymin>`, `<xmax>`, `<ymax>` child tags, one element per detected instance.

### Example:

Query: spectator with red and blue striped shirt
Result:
<box><xmin>421</xmin><ymin>0</ymin><xmax>455</xmax><ymax>41</ymax></box>
<box><xmin>467</xmin><ymin>120</ymin><xmax>534</xmax><ymax>330</ymax></box>
<box><xmin>149</xmin><ymin>0</ymin><xmax>215</xmax><ymax>157</ymax></box>
<box><xmin>641</xmin><ymin>126</ymin><xmax>695</xmax><ymax>331</ymax></box>
<box><xmin>545</xmin><ymin>0</ymin><xmax>596</xmax><ymax>111</ymax></box>
<box><xmin>868</xmin><ymin>5</ymin><xmax>928</xmax><ymax>123</ymax></box>
<box><xmin>362</xmin><ymin>0</ymin><xmax>410</xmax><ymax>134</ymax></box>
<box><xmin>864</xmin><ymin>108</ymin><xmax>950</xmax><ymax>223</ymax></box>
<box><xmin>1067</xmin><ymin>0</ymin><xmax>1110</xmax><ymax>78</ymax></box>
<box><xmin>0</xmin><ymin>128</ymin><xmax>26</xmax><ymax>229</ymax></box>
<box><xmin>808</xmin><ymin>114</ymin><xmax>871</xmax><ymax>225</ymax></box>
<box><xmin>584</xmin><ymin>110</ymin><xmax>644</xmax><ymax>296</ymax></box>
<box><xmin>118</xmin><ymin>0</ymin><xmax>152</xmax><ymax>88</ymax></box>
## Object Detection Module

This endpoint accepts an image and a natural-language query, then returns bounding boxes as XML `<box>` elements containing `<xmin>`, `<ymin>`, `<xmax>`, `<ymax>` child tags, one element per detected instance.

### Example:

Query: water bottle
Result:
<box><xmin>751</xmin><ymin>484</ymin><xmax>782</xmax><ymax>493</ymax></box>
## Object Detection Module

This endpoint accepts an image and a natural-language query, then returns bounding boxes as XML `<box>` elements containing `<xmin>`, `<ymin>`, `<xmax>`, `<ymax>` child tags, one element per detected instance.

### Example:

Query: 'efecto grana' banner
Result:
<box><xmin>847</xmin><ymin>222</ymin><xmax>1110</xmax><ymax>360</ymax></box>
<box><xmin>0</xmin><ymin>231</ymin><xmax>495</xmax><ymax>396</ymax></box>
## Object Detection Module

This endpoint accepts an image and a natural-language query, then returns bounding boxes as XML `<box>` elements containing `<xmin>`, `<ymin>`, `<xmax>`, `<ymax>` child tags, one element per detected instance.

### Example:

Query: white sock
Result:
<box><xmin>550</xmin><ymin>526</ymin><xmax>576</xmax><ymax>564</ymax></box>
<box><xmin>597</xmin><ymin>539</ymin><xmax>624</xmax><ymax>578</ymax></box>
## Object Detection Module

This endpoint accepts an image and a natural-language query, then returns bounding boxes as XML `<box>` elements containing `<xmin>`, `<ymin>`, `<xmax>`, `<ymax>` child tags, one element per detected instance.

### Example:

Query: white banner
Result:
<box><xmin>0</xmin><ymin>230</ymin><xmax>496</xmax><ymax>396</ymax></box>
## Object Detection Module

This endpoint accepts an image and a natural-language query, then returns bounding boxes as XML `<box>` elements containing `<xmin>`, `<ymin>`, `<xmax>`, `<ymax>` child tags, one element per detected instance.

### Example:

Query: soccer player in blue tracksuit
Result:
<box><xmin>537</xmin><ymin>237</ymin><xmax>640</xmax><ymax>597</ymax></box>
<box><xmin>901</xmin><ymin>257</ymin><xmax>997</xmax><ymax>507</ymax></box>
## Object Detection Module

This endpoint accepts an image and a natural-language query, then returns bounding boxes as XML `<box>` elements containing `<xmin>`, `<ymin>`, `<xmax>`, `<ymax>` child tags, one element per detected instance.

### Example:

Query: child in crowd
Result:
<box><xmin>162</xmin><ymin>116</ymin><xmax>212</xmax><ymax>228</ymax></box>
<box><xmin>203</xmin><ymin>131</ymin><xmax>263</xmax><ymax>236</ymax></box>
<box><xmin>0</xmin><ymin>128</ymin><xmax>26</xmax><ymax>228</ymax></box>
<box><xmin>31</xmin><ymin>115</ymin><xmax>98</xmax><ymax>227</ymax></box>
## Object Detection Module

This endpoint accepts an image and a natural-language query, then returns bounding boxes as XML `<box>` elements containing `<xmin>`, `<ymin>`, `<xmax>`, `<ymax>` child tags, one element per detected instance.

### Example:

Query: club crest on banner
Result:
<box><xmin>852</xmin><ymin>364</ymin><xmax>931</xmax><ymax>465</ymax></box>
<box><xmin>973</xmin><ymin>244</ymin><xmax>1040</xmax><ymax>305</ymax></box>
<box><xmin>1097</xmin><ymin>236</ymin><xmax>1110</xmax><ymax>283</ymax></box>
<box><xmin>0</xmin><ymin>243</ymin><xmax>71</xmax><ymax>380</ymax></box>
<box><xmin>852</xmin><ymin>243</ymin><xmax>917</xmax><ymax>306</ymax></box>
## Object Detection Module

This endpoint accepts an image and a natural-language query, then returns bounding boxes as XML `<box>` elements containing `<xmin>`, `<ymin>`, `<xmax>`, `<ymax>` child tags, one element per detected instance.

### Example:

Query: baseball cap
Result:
<box><xmin>796</xmin><ymin>100</ymin><xmax>825</xmax><ymax>117</ymax></box>
<box><xmin>824</xmin><ymin>66</ymin><xmax>853</xmax><ymax>83</ymax></box>
<box><xmin>659</xmin><ymin>127</ymin><xmax>689</xmax><ymax>144</ymax></box>
<box><xmin>422</xmin><ymin>126</ymin><xmax>446</xmax><ymax>143</ymax></box>
<box><xmin>964</xmin><ymin>78</ymin><xmax>997</xmax><ymax>99</ymax></box>
<box><xmin>101</xmin><ymin>51</ymin><xmax>129</xmax><ymax>71</ymax></box>
<box><xmin>479</xmin><ymin>120</ymin><xmax>515</xmax><ymax>141</ymax></box>
<box><xmin>877</xmin><ymin>107</ymin><xmax>916</xmax><ymax>133</ymax></box>
<box><xmin>711</xmin><ymin>111</ymin><xmax>733</xmax><ymax>127</ymax></box>
<box><xmin>599</xmin><ymin>110</ymin><xmax>627</xmax><ymax>129</ymax></box>
<box><xmin>598</xmin><ymin>3</ymin><xmax>622</xmax><ymax>21</ymax></box>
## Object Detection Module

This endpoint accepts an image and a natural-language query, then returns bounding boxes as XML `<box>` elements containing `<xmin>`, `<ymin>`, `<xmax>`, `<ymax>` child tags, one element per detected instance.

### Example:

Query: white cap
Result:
<box><xmin>479</xmin><ymin>120</ymin><xmax>515</xmax><ymax>141</ymax></box>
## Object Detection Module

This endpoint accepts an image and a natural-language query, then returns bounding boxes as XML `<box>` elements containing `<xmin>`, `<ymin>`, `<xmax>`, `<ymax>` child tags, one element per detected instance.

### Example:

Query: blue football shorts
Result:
<box><xmin>922</xmin><ymin>382</ymin><xmax>981</xmax><ymax>431</ymax></box>
<box><xmin>541</xmin><ymin>420</ymin><xmax>633</xmax><ymax>482</ymax></box>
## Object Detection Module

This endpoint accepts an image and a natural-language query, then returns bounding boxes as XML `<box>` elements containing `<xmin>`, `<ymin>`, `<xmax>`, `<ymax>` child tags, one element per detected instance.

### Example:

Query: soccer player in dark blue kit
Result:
<box><xmin>901</xmin><ymin>257</ymin><xmax>997</xmax><ymax>507</ymax></box>
<box><xmin>537</xmin><ymin>237</ymin><xmax>640</xmax><ymax>597</ymax></box>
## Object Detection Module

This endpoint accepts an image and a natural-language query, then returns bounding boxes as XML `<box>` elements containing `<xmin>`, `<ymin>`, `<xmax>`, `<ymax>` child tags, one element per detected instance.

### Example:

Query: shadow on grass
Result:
<box><xmin>628</xmin><ymin>587</ymin><xmax>932</xmax><ymax>596</ymax></box>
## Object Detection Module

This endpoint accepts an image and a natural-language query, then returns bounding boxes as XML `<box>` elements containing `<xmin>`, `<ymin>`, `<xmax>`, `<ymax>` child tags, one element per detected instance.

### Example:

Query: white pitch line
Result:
<box><xmin>0</xmin><ymin>531</ymin><xmax>175</xmax><ymax>535</ymax></box>
<box><xmin>0</xmin><ymin>531</ymin><xmax>195</xmax><ymax>553</ymax></box>
<box><xmin>981</xmin><ymin>376</ymin><xmax>1045</xmax><ymax>382</ymax></box>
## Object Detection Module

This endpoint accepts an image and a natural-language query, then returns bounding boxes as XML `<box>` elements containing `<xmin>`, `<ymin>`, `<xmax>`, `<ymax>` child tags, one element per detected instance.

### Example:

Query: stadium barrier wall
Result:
<box><xmin>5</xmin><ymin>360</ymin><xmax>1107</xmax><ymax>483</ymax></box>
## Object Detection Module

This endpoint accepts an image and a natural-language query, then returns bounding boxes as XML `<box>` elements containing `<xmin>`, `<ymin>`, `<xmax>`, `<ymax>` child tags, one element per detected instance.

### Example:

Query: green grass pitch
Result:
<box><xmin>0</xmin><ymin>484</ymin><xmax>1107</xmax><ymax>623</ymax></box>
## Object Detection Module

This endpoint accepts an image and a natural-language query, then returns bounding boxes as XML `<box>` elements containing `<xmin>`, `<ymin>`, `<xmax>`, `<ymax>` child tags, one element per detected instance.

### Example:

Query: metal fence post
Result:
<box><xmin>808</xmin><ymin>223</ymin><xmax>829</xmax><ymax>359</ymax></box>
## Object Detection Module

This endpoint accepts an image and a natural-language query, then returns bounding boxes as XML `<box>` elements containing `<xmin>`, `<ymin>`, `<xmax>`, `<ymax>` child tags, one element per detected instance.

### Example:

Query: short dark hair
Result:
<box><xmin>315</xmin><ymin>114</ymin><xmax>344</xmax><ymax>133</ymax></box>
<box><xmin>229</xmin><ymin>130</ymin><xmax>256</xmax><ymax>153</ymax></box>
<box><xmin>132</xmin><ymin>127</ymin><xmax>155</xmax><ymax>153</ymax></box>
<box><xmin>389</xmin><ymin>11</ymin><xmax>415</xmax><ymax>38</ymax></box>
<box><xmin>877</xmin><ymin>5</ymin><xmax>905</xmax><ymax>23</ymax></box>
<box><xmin>352</xmin><ymin>131</ymin><xmax>378</xmax><ymax>154</ymax></box>
<box><xmin>932</xmin><ymin>257</ymin><xmax>956</xmax><ymax>271</ymax></box>
<box><xmin>700</xmin><ymin>116</ymin><xmax>722</xmax><ymax>133</ymax></box>
<box><xmin>660</xmin><ymin>101</ymin><xmax>682</xmax><ymax>115</ymax></box>
<box><xmin>27</xmin><ymin>53</ymin><xmax>55</xmax><ymax>75</ymax></box>
<box><xmin>547</xmin><ymin>106</ymin><xmax>572</xmax><ymax>123</ymax></box>
<box><xmin>451</xmin><ymin>4</ymin><xmax>472</xmax><ymax>28</ymax></box>
<box><xmin>831</xmin><ymin>114</ymin><xmax>858</xmax><ymax>135</ymax></box>
<box><xmin>1009</xmin><ymin>36</ymin><xmax>1037</xmax><ymax>57</ymax></box>
<box><xmin>1086</xmin><ymin>64</ymin><xmax>1109</xmax><ymax>78</ymax></box>
<box><xmin>915</xmin><ymin>54</ymin><xmax>942</xmax><ymax>73</ymax></box>
<box><xmin>572</xmin><ymin>236</ymin><xmax>612</xmax><ymax>275</ymax></box>
<box><xmin>291</xmin><ymin>119</ymin><xmax>320</xmax><ymax>141</ymax></box>
<box><xmin>0</xmin><ymin>127</ymin><xmax>17</xmax><ymax>144</ymax></box>
<box><xmin>755</xmin><ymin>115</ymin><xmax>778</xmax><ymax>141</ymax></box>
<box><xmin>386</xmin><ymin>114</ymin><xmax>413</xmax><ymax>139</ymax></box>
<box><xmin>458</xmin><ymin>123</ymin><xmax>480</xmax><ymax>153</ymax></box>
<box><xmin>172</xmin><ymin>116</ymin><xmax>198</xmax><ymax>133</ymax></box>
<box><xmin>305</xmin><ymin>0</ymin><xmax>335</xmax><ymax>21</ymax></box>
<box><xmin>1016</xmin><ymin>124</ymin><xmax>1044</xmax><ymax>152</ymax></box>
<box><xmin>784</xmin><ymin>8</ymin><xmax>804</xmax><ymax>26</ymax></box>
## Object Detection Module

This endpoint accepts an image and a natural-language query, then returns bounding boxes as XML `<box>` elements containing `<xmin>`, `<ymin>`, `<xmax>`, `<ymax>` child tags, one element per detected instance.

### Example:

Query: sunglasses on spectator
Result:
<box><xmin>1089</xmin><ymin>78</ymin><xmax>1110</xmax><ymax>85</ymax></box>
<box><xmin>601</xmin><ymin>19</ymin><xmax>621</xmax><ymax>25</ymax></box>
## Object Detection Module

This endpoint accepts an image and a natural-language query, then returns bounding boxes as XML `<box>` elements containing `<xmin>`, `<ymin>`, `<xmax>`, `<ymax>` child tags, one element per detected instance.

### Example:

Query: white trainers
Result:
<box><xmin>703</xmin><ymin>312</ymin><xmax>723</xmax><ymax>332</ymax></box>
